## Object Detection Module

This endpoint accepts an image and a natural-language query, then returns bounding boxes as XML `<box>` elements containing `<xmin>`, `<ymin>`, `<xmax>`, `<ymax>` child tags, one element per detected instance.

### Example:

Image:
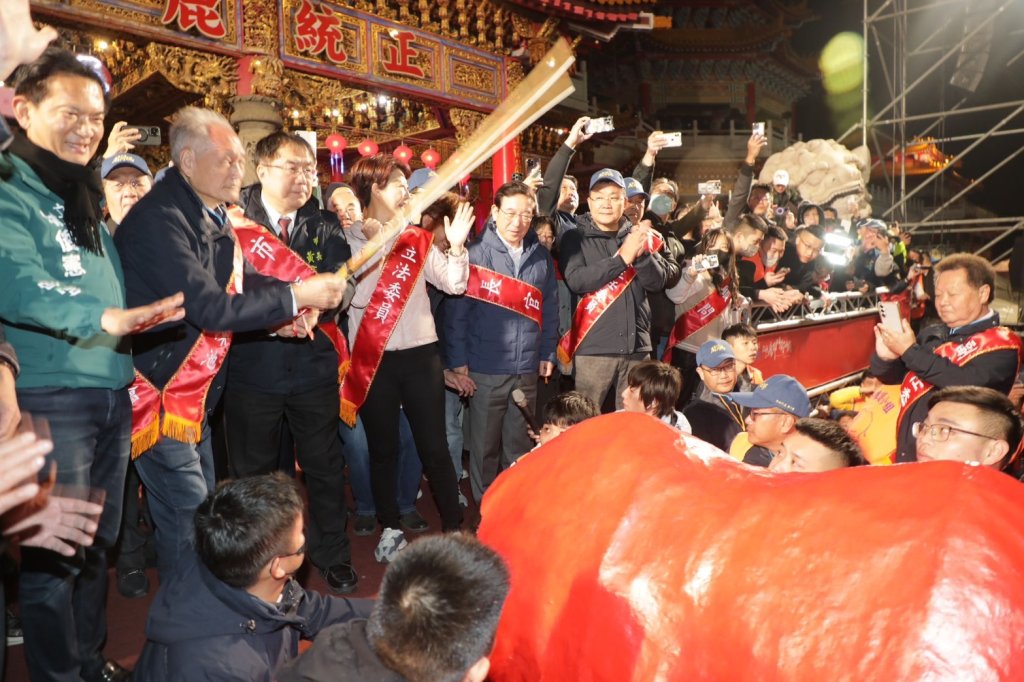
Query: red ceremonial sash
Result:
<box><xmin>661</xmin><ymin>277</ymin><xmax>733</xmax><ymax>361</ymax></box>
<box><xmin>556</xmin><ymin>232</ymin><xmax>664</xmax><ymax>365</ymax></box>
<box><xmin>465</xmin><ymin>265</ymin><xmax>542</xmax><ymax>326</ymax></box>
<box><xmin>339</xmin><ymin>227</ymin><xmax>433</xmax><ymax>426</ymax></box>
<box><xmin>129</xmin><ymin>206</ymin><xmax>255</xmax><ymax>457</ymax></box>
<box><xmin>231</xmin><ymin>216</ymin><xmax>350</xmax><ymax>369</ymax></box>
<box><xmin>897</xmin><ymin>326</ymin><xmax>1024</xmax><ymax>435</ymax></box>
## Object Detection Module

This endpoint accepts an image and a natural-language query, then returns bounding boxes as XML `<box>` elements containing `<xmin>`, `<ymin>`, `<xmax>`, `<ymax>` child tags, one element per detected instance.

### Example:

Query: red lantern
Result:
<box><xmin>357</xmin><ymin>138</ymin><xmax>379</xmax><ymax>157</ymax></box>
<box><xmin>325</xmin><ymin>133</ymin><xmax>347</xmax><ymax>181</ymax></box>
<box><xmin>393</xmin><ymin>144</ymin><xmax>413</xmax><ymax>163</ymax></box>
<box><xmin>421</xmin><ymin>148</ymin><xmax>440</xmax><ymax>169</ymax></box>
<box><xmin>324</xmin><ymin>133</ymin><xmax>347</xmax><ymax>153</ymax></box>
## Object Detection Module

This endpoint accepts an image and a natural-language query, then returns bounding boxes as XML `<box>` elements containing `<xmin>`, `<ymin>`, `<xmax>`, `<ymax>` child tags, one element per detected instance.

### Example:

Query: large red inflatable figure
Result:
<box><xmin>477</xmin><ymin>412</ymin><xmax>1024</xmax><ymax>681</ymax></box>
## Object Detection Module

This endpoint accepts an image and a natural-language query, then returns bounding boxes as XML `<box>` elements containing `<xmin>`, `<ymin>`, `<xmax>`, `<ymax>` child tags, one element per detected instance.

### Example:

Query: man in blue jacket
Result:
<box><xmin>134</xmin><ymin>473</ymin><xmax>371</xmax><ymax>681</ymax></box>
<box><xmin>445</xmin><ymin>180</ymin><xmax>559</xmax><ymax>503</ymax></box>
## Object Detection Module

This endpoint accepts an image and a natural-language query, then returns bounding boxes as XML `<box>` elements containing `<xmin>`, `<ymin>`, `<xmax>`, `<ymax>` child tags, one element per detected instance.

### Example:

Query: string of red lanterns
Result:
<box><xmin>321</xmin><ymin>134</ymin><xmax>444</xmax><ymax>176</ymax></box>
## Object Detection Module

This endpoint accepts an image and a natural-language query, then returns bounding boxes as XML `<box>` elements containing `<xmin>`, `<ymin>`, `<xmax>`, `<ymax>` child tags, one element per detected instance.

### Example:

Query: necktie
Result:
<box><xmin>278</xmin><ymin>216</ymin><xmax>292</xmax><ymax>246</ymax></box>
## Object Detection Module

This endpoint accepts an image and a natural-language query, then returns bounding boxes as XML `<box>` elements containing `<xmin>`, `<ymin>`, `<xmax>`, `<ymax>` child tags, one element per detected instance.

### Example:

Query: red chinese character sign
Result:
<box><xmin>279</xmin><ymin>1</ymin><xmax>503</xmax><ymax>109</ymax></box>
<box><xmin>381</xmin><ymin>31</ymin><xmax>425</xmax><ymax>79</ymax></box>
<box><xmin>477</xmin><ymin>412</ymin><xmax>1024</xmax><ymax>680</ymax></box>
<box><xmin>294</xmin><ymin>0</ymin><xmax>348</xmax><ymax>64</ymax></box>
<box><xmin>161</xmin><ymin>0</ymin><xmax>226</xmax><ymax>39</ymax></box>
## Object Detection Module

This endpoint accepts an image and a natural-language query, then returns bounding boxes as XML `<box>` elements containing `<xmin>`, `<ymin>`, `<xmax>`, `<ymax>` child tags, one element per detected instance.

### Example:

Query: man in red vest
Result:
<box><xmin>872</xmin><ymin>253</ymin><xmax>1023</xmax><ymax>461</ymax></box>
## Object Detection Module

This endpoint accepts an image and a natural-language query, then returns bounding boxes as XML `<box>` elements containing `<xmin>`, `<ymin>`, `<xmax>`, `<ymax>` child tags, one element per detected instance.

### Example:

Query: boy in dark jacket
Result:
<box><xmin>278</xmin><ymin>534</ymin><xmax>509</xmax><ymax>682</ymax></box>
<box><xmin>134</xmin><ymin>474</ymin><xmax>371</xmax><ymax>681</ymax></box>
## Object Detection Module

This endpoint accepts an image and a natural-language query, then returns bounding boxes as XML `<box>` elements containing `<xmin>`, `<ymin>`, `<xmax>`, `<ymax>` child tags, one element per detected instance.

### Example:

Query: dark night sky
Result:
<box><xmin>792</xmin><ymin>0</ymin><xmax>1024</xmax><ymax>218</ymax></box>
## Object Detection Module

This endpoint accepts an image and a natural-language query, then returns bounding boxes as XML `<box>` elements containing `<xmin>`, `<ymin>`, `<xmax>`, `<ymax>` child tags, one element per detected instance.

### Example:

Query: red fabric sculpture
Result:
<box><xmin>478</xmin><ymin>412</ymin><xmax>1024</xmax><ymax>681</ymax></box>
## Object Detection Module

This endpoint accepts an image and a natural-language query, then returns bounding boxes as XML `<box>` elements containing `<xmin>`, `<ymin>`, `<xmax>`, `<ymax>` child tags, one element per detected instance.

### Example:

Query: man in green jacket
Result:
<box><xmin>0</xmin><ymin>46</ymin><xmax>181</xmax><ymax>682</ymax></box>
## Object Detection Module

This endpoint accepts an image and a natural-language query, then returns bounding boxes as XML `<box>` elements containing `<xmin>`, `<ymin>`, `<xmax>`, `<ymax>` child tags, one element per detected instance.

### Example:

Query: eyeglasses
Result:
<box><xmin>702</xmin><ymin>362</ymin><xmax>736</xmax><ymax>376</ymax></box>
<box><xmin>912</xmin><ymin>421</ymin><xmax>997</xmax><ymax>443</ymax></box>
<box><xmin>262</xmin><ymin>164</ymin><xmax>318</xmax><ymax>178</ymax></box>
<box><xmin>748</xmin><ymin>409</ymin><xmax>785</xmax><ymax>420</ymax></box>
<box><xmin>498</xmin><ymin>208</ymin><xmax>534</xmax><ymax>222</ymax></box>
<box><xmin>278</xmin><ymin>542</ymin><xmax>306</xmax><ymax>558</ymax></box>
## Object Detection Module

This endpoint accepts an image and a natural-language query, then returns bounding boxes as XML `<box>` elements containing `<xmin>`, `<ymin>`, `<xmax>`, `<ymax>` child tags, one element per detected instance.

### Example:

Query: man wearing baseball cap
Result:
<box><xmin>101</xmin><ymin>152</ymin><xmax>152</xmax><ymax>231</ymax></box>
<box><xmin>770</xmin><ymin>168</ymin><xmax>801</xmax><ymax>214</ymax></box>
<box><xmin>853</xmin><ymin>218</ymin><xmax>898</xmax><ymax>288</ymax></box>
<box><xmin>729</xmin><ymin>374</ymin><xmax>812</xmax><ymax>467</ymax></box>
<box><xmin>623</xmin><ymin>177</ymin><xmax>648</xmax><ymax>226</ymax></box>
<box><xmin>681</xmin><ymin>339</ymin><xmax>747</xmax><ymax>452</ymax></box>
<box><xmin>557</xmin><ymin>168</ymin><xmax>670</xmax><ymax>410</ymax></box>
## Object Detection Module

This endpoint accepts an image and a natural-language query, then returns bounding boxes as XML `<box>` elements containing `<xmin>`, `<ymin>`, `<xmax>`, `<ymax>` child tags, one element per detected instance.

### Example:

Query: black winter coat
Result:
<box><xmin>226</xmin><ymin>185</ymin><xmax>351</xmax><ymax>394</ymax></box>
<box><xmin>115</xmin><ymin>167</ymin><xmax>294</xmax><ymax>411</ymax></box>
<box><xmin>558</xmin><ymin>213</ymin><xmax>669</xmax><ymax>356</ymax></box>
<box><xmin>133</xmin><ymin>552</ymin><xmax>372</xmax><ymax>681</ymax></box>
<box><xmin>871</xmin><ymin>313</ymin><xmax>1021</xmax><ymax>462</ymax></box>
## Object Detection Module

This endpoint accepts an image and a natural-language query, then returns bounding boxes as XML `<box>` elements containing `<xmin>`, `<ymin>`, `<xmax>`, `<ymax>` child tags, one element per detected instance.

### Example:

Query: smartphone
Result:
<box><xmin>777</xmin><ymin>267</ymin><xmax>791</xmax><ymax>275</ymax></box>
<box><xmin>129</xmin><ymin>125</ymin><xmax>162</xmax><ymax>146</ymax></box>
<box><xmin>752</xmin><ymin>122</ymin><xmax>765</xmax><ymax>137</ymax></box>
<box><xmin>697</xmin><ymin>180</ymin><xmax>722</xmax><ymax>196</ymax></box>
<box><xmin>878</xmin><ymin>301</ymin><xmax>903</xmax><ymax>333</ymax></box>
<box><xmin>585</xmin><ymin>116</ymin><xmax>615</xmax><ymax>135</ymax></box>
<box><xmin>525</xmin><ymin>156</ymin><xmax>541</xmax><ymax>177</ymax></box>
<box><xmin>693</xmin><ymin>254</ymin><xmax>719</xmax><ymax>272</ymax></box>
<box><xmin>661</xmin><ymin>132</ymin><xmax>682</xmax><ymax>148</ymax></box>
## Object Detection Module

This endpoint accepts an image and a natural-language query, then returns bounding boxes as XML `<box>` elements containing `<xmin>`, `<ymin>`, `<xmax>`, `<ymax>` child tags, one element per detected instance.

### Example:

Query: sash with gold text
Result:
<box><xmin>129</xmin><ymin>206</ymin><xmax>254</xmax><ymax>457</ymax></box>
<box><xmin>897</xmin><ymin>326</ymin><xmax>1024</xmax><ymax>435</ymax></box>
<box><xmin>465</xmin><ymin>265</ymin><xmax>542</xmax><ymax>326</ymax></box>
<box><xmin>661</xmin><ymin>278</ymin><xmax>732</xmax><ymax>361</ymax></box>
<box><xmin>556</xmin><ymin>232</ymin><xmax>664</xmax><ymax>365</ymax></box>
<box><xmin>339</xmin><ymin>227</ymin><xmax>433</xmax><ymax>426</ymax></box>
<box><xmin>231</xmin><ymin>217</ymin><xmax>350</xmax><ymax>370</ymax></box>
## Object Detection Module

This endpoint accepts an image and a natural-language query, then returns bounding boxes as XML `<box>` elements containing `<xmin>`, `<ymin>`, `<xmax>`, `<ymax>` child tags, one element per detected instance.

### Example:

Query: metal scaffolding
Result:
<box><xmin>839</xmin><ymin>0</ymin><xmax>1024</xmax><ymax>261</ymax></box>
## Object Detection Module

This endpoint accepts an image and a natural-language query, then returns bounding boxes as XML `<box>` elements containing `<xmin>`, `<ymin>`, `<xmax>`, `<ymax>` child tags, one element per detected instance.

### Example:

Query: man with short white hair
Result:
<box><xmin>325</xmin><ymin>182</ymin><xmax>362</xmax><ymax>230</ymax></box>
<box><xmin>115</xmin><ymin>107</ymin><xmax>347</xmax><ymax>579</ymax></box>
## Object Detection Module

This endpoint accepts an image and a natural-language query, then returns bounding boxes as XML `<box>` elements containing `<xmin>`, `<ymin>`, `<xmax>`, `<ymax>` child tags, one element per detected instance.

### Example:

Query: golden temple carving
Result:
<box><xmin>243</xmin><ymin>0</ymin><xmax>278</xmax><ymax>54</ymax></box>
<box><xmin>449</xmin><ymin>108</ymin><xmax>486</xmax><ymax>146</ymax></box>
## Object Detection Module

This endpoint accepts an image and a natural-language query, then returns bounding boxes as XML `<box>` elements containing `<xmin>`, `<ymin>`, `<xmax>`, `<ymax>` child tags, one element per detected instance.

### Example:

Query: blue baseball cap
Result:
<box><xmin>408</xmin><ymin>167</ymin><xmax>437</xmax><ymax>194</ymax></box>
<box><xmin>101</xmin><ymin>153</ymin><xmax>151</xmax><ymax>179</ymax></box>
<box><xmin>589</xmin><ymin>168</ymin><xmax>626</xmax><ymax>191</ymax></box>
<box><xmin>624</xmin><ymin>177</ymin><xmax>648</xmax><ymax>199</ymax></box>
<box><xmin>696</xmin><ymin>339</ymin><xmax>735</xmax><ymax>368</ymax></box>
<box><xmin>728</xmin><ymin>374</ymin><xmax>811</xmax><ymax>417</ymax></box>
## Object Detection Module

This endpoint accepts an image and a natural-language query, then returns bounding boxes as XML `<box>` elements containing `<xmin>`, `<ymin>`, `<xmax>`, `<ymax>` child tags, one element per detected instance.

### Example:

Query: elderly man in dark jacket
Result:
<box><xmin>871</xmin><ymin>253</ymin><xmax>1023</xmax><ymax>461</ymax></box>
<box><xmin>115</xmin><ymin>107</ymin><xmax>346</xmax><ymax>581</ymax></box>
<box><xmin>224</xmin><ymin>131</ymin><xmax>357</xmax><ymax>594</ymax></box>
<box><xmin>134</xmin><ymin>474</ymin><xmax>371</xmax><ymax>681</ymax></box>
<box><xmin>445</xmin><ymin>180</ymin><xmax>559</xmax><ymax>503</ymax></box>
<box><xmin>558</xmin><ymin>169</ymin><xmax>670</xmax><ymax>410</ymax></box>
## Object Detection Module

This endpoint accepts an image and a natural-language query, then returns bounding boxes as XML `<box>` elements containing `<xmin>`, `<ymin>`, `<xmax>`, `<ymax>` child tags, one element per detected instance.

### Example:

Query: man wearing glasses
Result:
<box><xmin>225</xmin><ymin>130</ymin><xmax>356</xmax><ymax>593</ymax></box>
<box><xmin>134</xmin><ymin>474</ymin><xmax>372</xmax><ymax>681</ymax></box>
<box><xmin>871</xmin><ymin>253</ymin><xmax>1023</xmax><ymax>461</ymax></box>
<box><xmin>100</xmin><ymin>152</ymin><xmax>152</xmax><ymax>232</ymax></box>
<box><xmin>728</xmin><ymin>374</ymin><xmax>812</xmax><ymax>467</ymax></box>
<box><xmin>446</xmin><ymin>180</ymin><xmax>559</xmax><ymax>504</ymax></box>
<box><xmin>778</xmin><ymin>224</ymin><xmax>825</xmax><ymax>294</ymax></box>
<box><xmin>681</xmin><ymin>340</ymin><xmax>747</xmax><ymax>452</ymax></box>
<box><xmin>914</xmin><ymin>386</ymin><xmax>1022</xmax><ymax>472</ymax></box>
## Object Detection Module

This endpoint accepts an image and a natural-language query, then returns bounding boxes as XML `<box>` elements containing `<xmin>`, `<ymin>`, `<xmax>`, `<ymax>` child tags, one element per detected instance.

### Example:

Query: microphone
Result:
<box><xmin>511</xmin><ymin>388</ymin><xmax>540</xmax><ymax>434</ymax></box>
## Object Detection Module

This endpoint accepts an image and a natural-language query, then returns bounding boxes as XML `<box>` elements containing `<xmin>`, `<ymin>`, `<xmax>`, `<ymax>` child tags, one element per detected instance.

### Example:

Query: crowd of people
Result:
<box><xmin>1</xmin><ymin>6</ymin><xmax>1023</xmax><ymax>680</ymax></box>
